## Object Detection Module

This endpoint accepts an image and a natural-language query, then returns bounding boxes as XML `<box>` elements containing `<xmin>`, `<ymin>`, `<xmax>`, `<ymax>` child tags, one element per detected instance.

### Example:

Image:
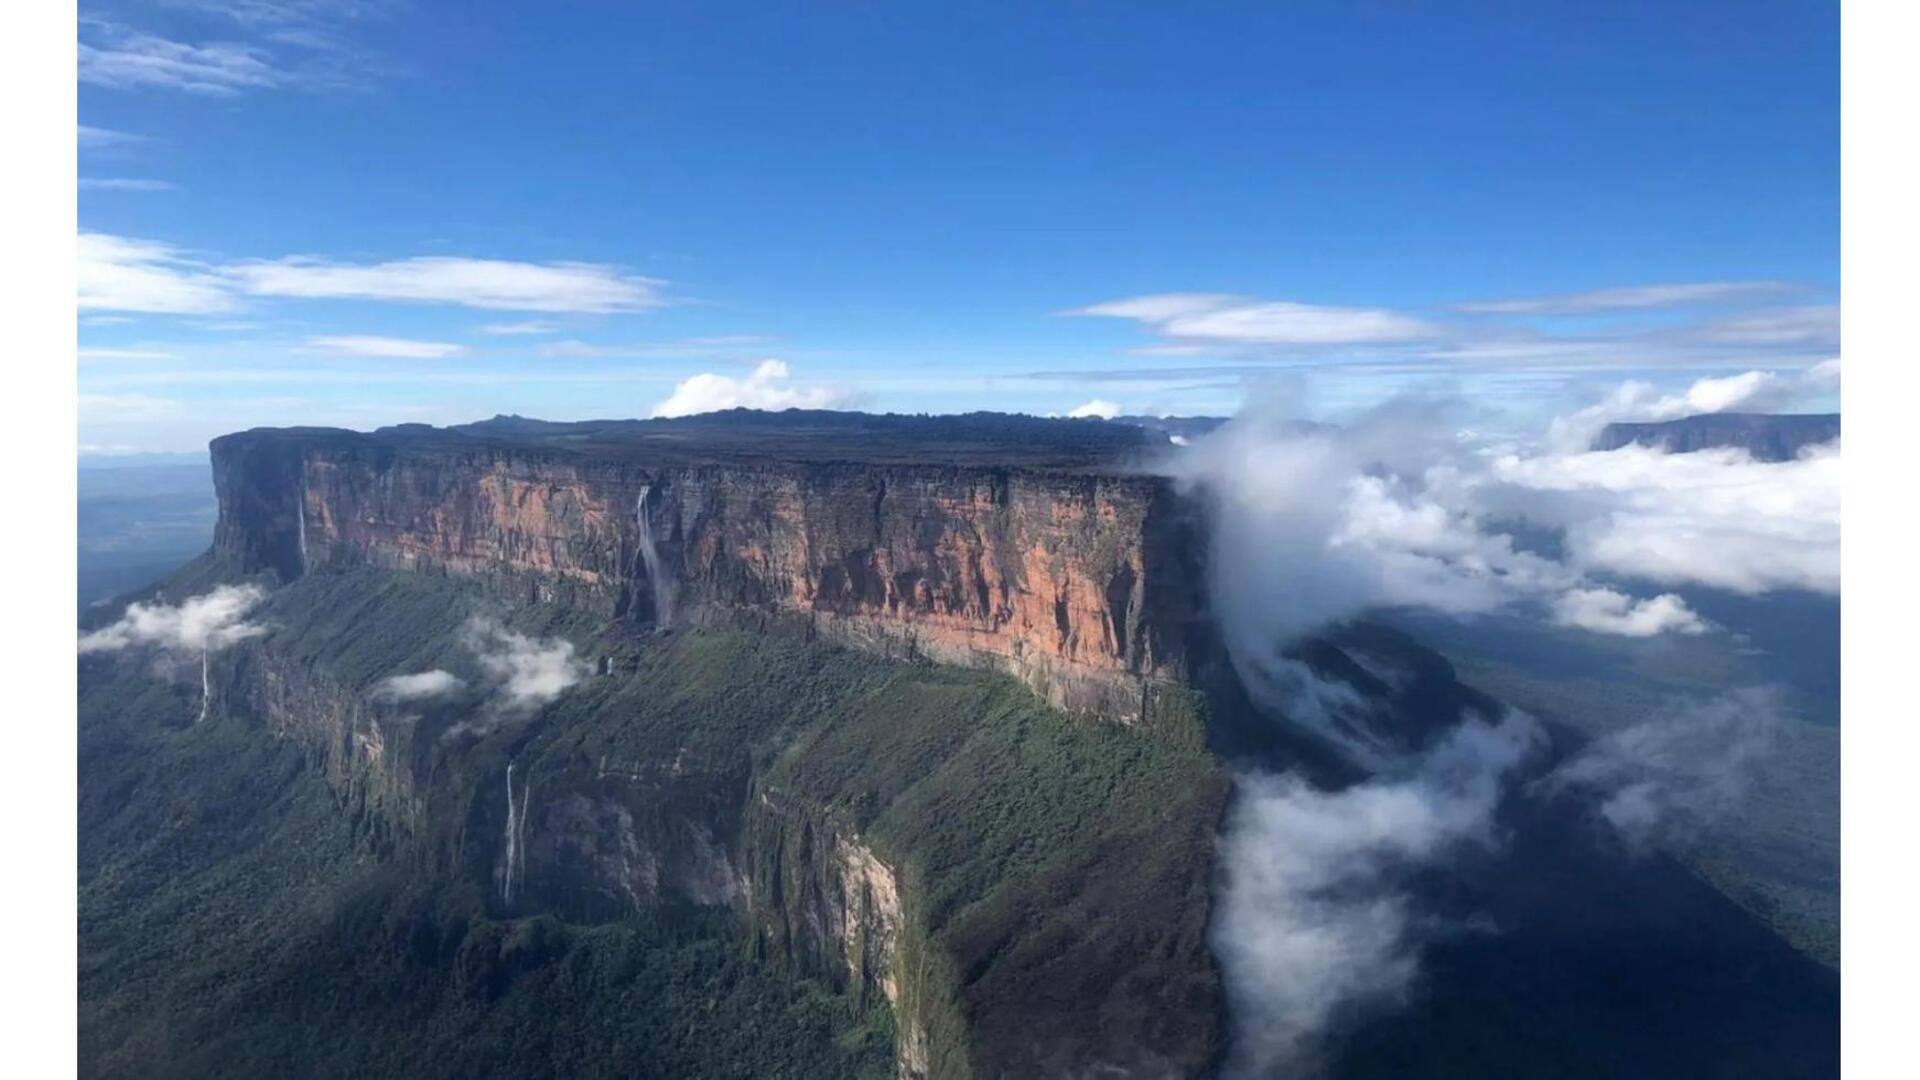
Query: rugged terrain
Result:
<box><xmin>80</xmin><ymin>411</ymin><xmax>1840</xmax><ymax>1078</ymax></box>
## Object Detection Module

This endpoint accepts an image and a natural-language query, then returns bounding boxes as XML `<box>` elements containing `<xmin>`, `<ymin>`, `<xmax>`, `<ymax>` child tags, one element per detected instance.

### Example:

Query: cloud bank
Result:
<box><xmin>1163</xmin><ymin>378</ymin><xmax>1838</xmax><ymax>764</ymax></box>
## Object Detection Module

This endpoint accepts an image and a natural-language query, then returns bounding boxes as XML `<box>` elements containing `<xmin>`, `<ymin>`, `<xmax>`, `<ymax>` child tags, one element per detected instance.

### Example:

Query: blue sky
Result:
<box><xmin>77</xmin><ymin>1</ymin><xmax>1839</xmax><ymax>452</ymax></box>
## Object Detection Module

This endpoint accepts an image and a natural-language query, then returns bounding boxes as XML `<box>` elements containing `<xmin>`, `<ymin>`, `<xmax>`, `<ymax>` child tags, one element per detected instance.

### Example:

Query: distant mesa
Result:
<box><xmin>1593</xmin><ymin>412</ymin><xmax>1839</xmax><ymax>462</ymax></box>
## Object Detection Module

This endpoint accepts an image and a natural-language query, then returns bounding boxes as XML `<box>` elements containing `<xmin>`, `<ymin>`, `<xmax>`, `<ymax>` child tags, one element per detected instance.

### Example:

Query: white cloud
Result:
<box><xmin>650</xmin><ymin>359</ymin><xmax>859</xmax><ymax>418</ymax></box>
<box><xmin>80</xmin><ymin>178</ymin><xmax>180</xmax><ymax>192</ymax></box>
<box><xmin>79</xmin><ymin>585</ymin><xmax>269</xmax><ymax>656</ymax></box>
<box><xmin>228</xmin><ymin>255</ymin><xmax>668</xmax><ymax>312</ymax></box>
<box><xmin>80</xmin><ymin>232</ymin><xmax>677</xmax><ymax>318</ymax></box>
<box><xmin>1550</xmin><ymin>588</ymin><xmax>1706</xmax><ymax>637</ymax></box>
<box><xmin>373</xmin><ymin>669</ymin><xmax>465</xmax><ymax>701</ymax></box>
<box><xmin>79</xmin><ymin>22</ymin><xmax>281</xmax><ymax>95</ymax></box>
<box><xmin>79</xmin><ymin>233</ymin><xmax>237</xmax><ymax>314</ymax></box>
<box><xmin>1070</xmin><ymin>293</ymin><xmax>1436</xmax><ymax>345</ymax></box>
<box><xmin>478</xmin><ymin>320</ymin><xmax>560</xmax><ymax>336</ymax></box>
<box><xmin>464</xmin><ymin>618</ymin><xmax>588</xmax><ymax>710</ymax></box>
<box><xmin>1457</xmin><ymin>281</ymin><xmax>1792</xmax><ymax>315</ymax></box>
<box><xmin>1066</xmin><ymin>398</ymin><xmax>1123</xmax><ymax>419</ymax></box>
<box><xmin>306</xmin><ymin>335</ymin><xmax>469</xmax><ymax>359</ymax></box>
<box><xmin>1215</xmin><ymin>710</ymin><xmax>1544</xmax><ymax>1075</ymax></box>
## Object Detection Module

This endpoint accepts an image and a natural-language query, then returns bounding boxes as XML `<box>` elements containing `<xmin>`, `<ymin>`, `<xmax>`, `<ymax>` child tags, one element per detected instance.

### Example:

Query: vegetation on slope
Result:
<box><xmin>78</xmin><ymin>564</ymin><xmax>1227</xmax><ymax>1078</ymax></box>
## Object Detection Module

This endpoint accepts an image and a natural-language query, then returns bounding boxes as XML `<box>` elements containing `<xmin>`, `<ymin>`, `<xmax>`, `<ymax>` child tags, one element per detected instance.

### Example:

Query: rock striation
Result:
<box><xmin>211</xmin><ymin>413</ymin><xmax>1210</xmax><ymax>731</ymax></box>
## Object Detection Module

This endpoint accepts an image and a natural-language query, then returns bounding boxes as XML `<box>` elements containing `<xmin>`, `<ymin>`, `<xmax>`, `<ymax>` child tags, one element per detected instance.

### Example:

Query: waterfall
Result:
<box><xmin>635</xmin><ymin>486</ymin><xmax>675</xmax><ymax>625</ymax></box>
<box><xmin>502</xmin><ymin>762</ymin><xmax>530</xmax><ymax>904</ymax></box>
<box><xmin>197</xmin><ymin>649</ymin><xmax>210</xmax><ymax>724</ymax></box>
<box><xmin>296</xmin><ymin>467</ymin><xmax>309</xmax><ymax>573</ymax></box>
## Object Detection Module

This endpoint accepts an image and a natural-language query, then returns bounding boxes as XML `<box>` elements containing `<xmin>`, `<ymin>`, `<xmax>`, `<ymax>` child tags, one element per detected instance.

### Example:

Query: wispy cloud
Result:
<box><xmin>1539</xmin><ymin>687</ymin><xmax>1793</xmax><ymax>850</ymax></box>
<box><xmin>538</xmin><ymin>334</ymin><xmax>775</xmax><ymax>360</ymax></box>
<box><xmin>651</xmin><ymin>359</ymin><xmax>859</xmax><ymax>417</ymax></box>
<box><xmin>229</xmin><ymin>255</ymin><xmax>669</xmax><ymax>312</ymax></box>
<box><xmin>1060</xmin><ymin>283</ymin><xmax>1836</xmax><ymax>380</ymax></box>
<box><xmin>79</xmin><ymin>21</ymin><xmax>281</xmax><ymax>95</ymax></box>
<box><xmin>1456</xmin><ymin>281</ymin><xmax>1793</xmax><ymax>315</ymax></box>
<box><xmin>305</xmin><ymin>335</ymin><xmax>470</xmax><ymax>358</ymax></box>
<box><xmin>80</xmin><ymin>177</ymin><xmax>180</xmax><ymax>192</ymax></box>
<box><xmin>478</xmin><ymin>320</ymin><xmax>560</xmax><ymax>336</ymax></box>
<box><xmin>1688</xmin><ymin>304</ymin><xmax>1838</xmax><ymax>346</ymax></box>
<box><xmin>77</xmin><ymin>124</ymin><xmax>149</xmax><ymax>150</ymax></box>
<box><xmin>80</xmin><ymin>4</ymin><xmax>394</xmax><ymax>96</ymax></box>
<box><xmin>78</xmin><ymin>231</ymin><xmax>676</xmax><ymax>316</ymax></box>
<box><xmin>1068</xmin><ymin>293</ymin><xmax>1437</xmax><ymax>345</ymax></box>
<box><xmin>78</xmin><ymin>347</ymin><xmax>181</xmax><ymax>362</ymax></box>
<box><xmin>79</xmin><ymin>233</ymin><xmax>237</xmax><ymax>314</ymax></box>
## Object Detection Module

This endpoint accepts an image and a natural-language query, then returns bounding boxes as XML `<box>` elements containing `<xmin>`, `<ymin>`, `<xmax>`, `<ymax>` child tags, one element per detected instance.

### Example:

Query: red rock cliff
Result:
<box><xmin>211</xmin><ymin>419</ymin><xmax>1206</xmax><ymax>728</ymax></box>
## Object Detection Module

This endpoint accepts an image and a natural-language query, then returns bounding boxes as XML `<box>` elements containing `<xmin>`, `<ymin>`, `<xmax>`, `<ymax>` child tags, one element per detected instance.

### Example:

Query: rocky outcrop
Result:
<box><xmin>210</xmin><ymin>421</ymin><xmax>1208</xmax><ymax>731</ymax></box>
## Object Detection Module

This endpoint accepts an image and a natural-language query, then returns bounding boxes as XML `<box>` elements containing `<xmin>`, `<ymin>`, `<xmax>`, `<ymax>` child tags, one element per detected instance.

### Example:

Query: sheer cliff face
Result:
<box><xmin>211</xmin><ymin>431</ymin><xmax>1205</xmax><ymax>727</ymax></box>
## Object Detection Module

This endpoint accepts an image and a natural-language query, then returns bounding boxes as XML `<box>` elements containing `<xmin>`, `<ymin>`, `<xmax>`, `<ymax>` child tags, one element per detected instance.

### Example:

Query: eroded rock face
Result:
<box><xmin>212</xmin><ymin>430</ymin><xmax>1206</xmax><ymax>728</ymax></box>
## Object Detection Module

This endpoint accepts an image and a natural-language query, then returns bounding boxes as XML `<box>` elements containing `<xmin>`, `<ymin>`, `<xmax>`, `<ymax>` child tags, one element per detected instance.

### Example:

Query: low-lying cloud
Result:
<box><xmin>372</xmin><ymin>669</ymin><xmax>465</xmax><ymax>702</ymax></box>
<box><xmin>463</xmin><ymin>617</ymin><xmax>588</xmax><ymax>710</ymax></box>
<box><xmin>1162</xmin><ymin>378</ymin><xmax>1838</xmax><ymax>766</ymax></box>
<box><xmin>1214</xmin><ymin>708</ymin><xmax>1544</xmax><ymax>1076</ymax></box>
<box><xmin>1539</xmin><ymin>687</ymin><xmax>1792</xmax><ymax>850</ymax></box>
<box><xmin>78</xmin><ymin>584</ymin><xmax>269</xmax><ymax>656</ymax></box>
